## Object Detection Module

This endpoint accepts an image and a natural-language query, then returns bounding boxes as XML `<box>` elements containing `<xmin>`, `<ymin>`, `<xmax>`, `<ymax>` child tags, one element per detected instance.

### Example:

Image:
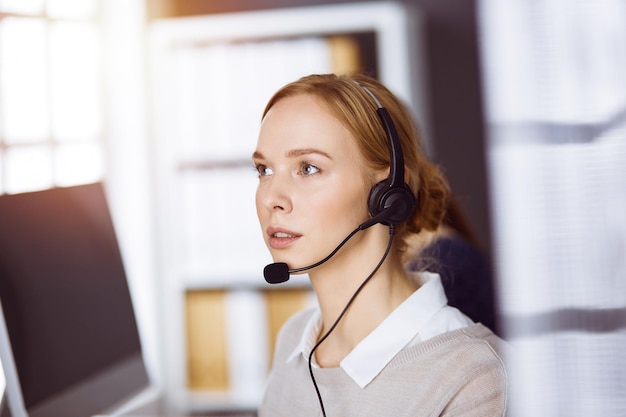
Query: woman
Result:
<box><xmin>252</xmin><ymin>73</ymin><xmax>507</xmax><ymax>417</ymax></box>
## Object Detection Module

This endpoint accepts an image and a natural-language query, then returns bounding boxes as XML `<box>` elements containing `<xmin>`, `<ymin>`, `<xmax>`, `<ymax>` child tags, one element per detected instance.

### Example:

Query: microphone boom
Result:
<box><xmin>263</xmin><ymin>205</ymin><xmax>397</xmax><ymax>284</ymax></box>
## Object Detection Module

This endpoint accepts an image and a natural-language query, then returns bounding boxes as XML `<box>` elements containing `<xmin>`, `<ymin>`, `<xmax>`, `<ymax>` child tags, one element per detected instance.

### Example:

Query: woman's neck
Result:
<box><xmin>308</xmin><ymin>244</ymin><xmax>418</xmax><ymax>368</ymax></box>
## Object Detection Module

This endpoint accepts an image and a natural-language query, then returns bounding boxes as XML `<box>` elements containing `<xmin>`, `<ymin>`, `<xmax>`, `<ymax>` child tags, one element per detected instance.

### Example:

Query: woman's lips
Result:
<box><xmin>267</xmin><ymin>227</ymin><xmax>301</xmax><ymax>249</ymax></box>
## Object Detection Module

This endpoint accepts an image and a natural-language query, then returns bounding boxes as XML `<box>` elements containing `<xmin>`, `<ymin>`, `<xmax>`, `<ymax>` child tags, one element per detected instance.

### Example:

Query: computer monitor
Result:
<box><xmin>0</xmin><ymin>183</ymin><xmax>150</xmax><ymax>417</ymax></box>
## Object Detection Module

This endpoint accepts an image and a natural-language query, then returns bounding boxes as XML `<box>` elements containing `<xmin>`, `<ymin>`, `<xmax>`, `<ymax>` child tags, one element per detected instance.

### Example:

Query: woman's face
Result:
<box><xmin>253</xmin><ymin>94</ymin><xmax>373</xmax><ymax>271</ymax></box>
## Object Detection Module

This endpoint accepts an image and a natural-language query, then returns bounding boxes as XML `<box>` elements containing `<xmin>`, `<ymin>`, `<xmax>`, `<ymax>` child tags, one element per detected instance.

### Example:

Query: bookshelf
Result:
<box><xmin>148</xmin><ymin>2</ymin><xmax>425</xmax><ymax>413</ymax></box>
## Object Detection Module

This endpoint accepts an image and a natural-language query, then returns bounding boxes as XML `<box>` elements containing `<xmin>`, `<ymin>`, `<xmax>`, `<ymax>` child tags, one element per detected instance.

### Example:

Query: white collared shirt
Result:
<box><xmin>286</xmin><ymin>271</ymin><xmax>475</xmax><ymax>388</ymax></box>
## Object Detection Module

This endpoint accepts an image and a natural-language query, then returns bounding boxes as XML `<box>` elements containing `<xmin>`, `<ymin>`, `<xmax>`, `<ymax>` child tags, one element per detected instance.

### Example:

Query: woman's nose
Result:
<box><xmin>258</xmin><ymin>175</ymin><xmax>293</xmax><ymax>214</ymax></box>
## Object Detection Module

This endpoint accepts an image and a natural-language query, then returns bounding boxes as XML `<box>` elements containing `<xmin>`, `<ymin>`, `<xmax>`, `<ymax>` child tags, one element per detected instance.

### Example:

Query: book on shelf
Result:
<box><xmin>185</xmin><ymin>287</ymin><xmax>313</xmax><ymax>400</ymax></box>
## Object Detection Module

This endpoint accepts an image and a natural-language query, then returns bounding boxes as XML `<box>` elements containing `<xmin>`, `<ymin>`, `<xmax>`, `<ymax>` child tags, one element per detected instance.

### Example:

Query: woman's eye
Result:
<box><xmin>255</xmin><ymin>164</ymin><xmax>274</xmax><ymax>177</ymax></box>
<box><xmin>300</xmin><ymin>162</ymin><xmax>320</xmax><ymax>176</ymax></box>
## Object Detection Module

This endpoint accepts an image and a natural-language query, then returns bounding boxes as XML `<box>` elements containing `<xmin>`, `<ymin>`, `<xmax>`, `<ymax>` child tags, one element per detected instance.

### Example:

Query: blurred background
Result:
<box><xmin>0</xmin><ymin>0</ymin><xmax>624</xmax><ymax>416</ymax></box>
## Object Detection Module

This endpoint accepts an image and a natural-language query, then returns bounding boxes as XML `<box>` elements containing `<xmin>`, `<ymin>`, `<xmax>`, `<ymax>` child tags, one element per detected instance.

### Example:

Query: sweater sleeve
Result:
<box><xmin>440</xmin><ymin>348</ymin><xmax>508</xmax><ymax>417</ymax></box>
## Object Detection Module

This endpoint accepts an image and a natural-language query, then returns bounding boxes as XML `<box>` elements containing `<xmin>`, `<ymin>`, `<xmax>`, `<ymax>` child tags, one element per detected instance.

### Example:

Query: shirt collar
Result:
<box><xmin>286</xmin><ymin>271</ymin><xmax>448</xmax><ymax>388</ymax></box>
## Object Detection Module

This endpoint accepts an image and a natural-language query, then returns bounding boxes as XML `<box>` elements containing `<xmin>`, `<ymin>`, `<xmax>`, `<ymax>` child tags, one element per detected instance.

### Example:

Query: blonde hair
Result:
<box><xmin>262</xmin><ymin>73</ymin><xmax>450</xmax><ymax>260</ymax></box>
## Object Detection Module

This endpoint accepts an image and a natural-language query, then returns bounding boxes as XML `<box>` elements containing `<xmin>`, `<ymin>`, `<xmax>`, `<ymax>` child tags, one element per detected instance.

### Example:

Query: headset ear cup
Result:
<box><xmin>385</xmin><ymin>186</ymin><xmax>417</xmax><ymax>225</ymax></box>
<box><xmin>368</xmin><ymin>180</ymin><xmax>417</xmax><ymax>226</ymax></box>
<box><xmin>368</xmin><ymin>179</ymin><xmax>391</xmax><ymax>219</ymax></box>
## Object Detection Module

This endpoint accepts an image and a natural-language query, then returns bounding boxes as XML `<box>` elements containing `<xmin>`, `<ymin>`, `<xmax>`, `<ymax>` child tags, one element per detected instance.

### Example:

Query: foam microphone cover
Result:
<box><xmin>264</xmin><ymin>262</ymin><xmax>290</xmax><ymax>284</ymax></box>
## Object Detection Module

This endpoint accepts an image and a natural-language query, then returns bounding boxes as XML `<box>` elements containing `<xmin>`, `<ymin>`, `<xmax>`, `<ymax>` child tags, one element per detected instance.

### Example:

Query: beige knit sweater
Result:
<box><xmin>259</xmin><ymin>309</ymin><xmax>507</xmax><ymax>417</ymax></box>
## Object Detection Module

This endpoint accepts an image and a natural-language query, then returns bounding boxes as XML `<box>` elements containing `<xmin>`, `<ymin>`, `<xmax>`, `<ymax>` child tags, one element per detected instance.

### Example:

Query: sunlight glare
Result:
<box><xmin>0</xmin><ymin>18</ymin><xmax>49</xmax><ymax>144</ymax></box>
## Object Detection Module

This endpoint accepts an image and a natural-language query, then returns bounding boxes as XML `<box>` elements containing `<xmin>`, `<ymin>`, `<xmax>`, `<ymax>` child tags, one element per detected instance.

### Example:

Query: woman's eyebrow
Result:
<box><xmin>286</xmin><ymin>148</ymin><xmax>332</xmax><ymax>160</ymax></box>
<box><xmin>253</xmin><ymin>148</ymin><xmax>333</xmax><ymax>161</ymax></box>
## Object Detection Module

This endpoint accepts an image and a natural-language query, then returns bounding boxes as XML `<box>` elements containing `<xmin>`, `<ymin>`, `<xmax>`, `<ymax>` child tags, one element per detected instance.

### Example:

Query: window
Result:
<box><xmin>479</xmin><ymin>0</ymin><xmax>626</xmax><ymax>414</ymax></box>
<box><xmin>0</xmin><ymin>0</ymin><xmax>103</xmax><ymax>195</ymax></box>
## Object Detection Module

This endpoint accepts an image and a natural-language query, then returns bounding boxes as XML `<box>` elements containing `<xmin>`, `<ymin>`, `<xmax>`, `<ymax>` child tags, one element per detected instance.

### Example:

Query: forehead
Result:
<box><xmin>256</xmin><ymin>94</ymin><xmax>358</xmax><ymax>158</ymax></box>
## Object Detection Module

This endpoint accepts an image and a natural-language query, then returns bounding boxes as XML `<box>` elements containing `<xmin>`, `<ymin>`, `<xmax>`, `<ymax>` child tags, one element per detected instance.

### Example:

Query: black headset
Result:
<box><xmin>358</xmin><ymin>83</ymin><xmax>417</xmax><ymax>227</ymax></box>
